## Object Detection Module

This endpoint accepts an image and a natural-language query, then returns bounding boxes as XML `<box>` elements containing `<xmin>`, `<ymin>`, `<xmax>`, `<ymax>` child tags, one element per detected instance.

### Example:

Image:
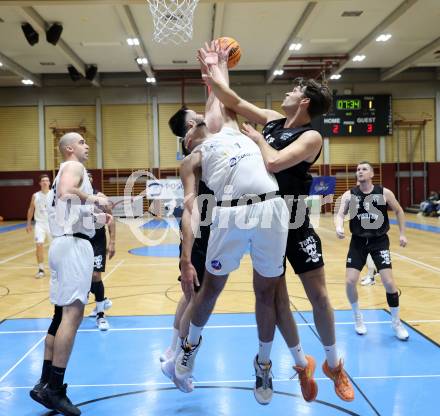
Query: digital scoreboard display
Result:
<box><xmin>314</xmin><ymin>95</ymin><xmax>392</xmax><ymax>136</ymax></box>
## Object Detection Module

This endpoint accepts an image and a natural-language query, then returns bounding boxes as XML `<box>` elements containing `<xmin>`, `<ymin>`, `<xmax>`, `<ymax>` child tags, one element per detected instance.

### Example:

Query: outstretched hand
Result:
<box><xmin>241</xmin><ymin>123</ymin><xmax>264</xmax><ymax>144</ymax></box>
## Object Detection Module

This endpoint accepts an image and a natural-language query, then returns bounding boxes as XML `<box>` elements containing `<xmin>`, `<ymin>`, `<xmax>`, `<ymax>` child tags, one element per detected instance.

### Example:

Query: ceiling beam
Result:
<box><xmin>114</xmin><ymin>4</ymin><xmax>154</xmax><ymax>78</ymax></box>
<box><xmin>1</xmin><ymin>0</ymin><xmax>305</xmax><ymax>5</ymax></box>
<box><xmin>19</xmin><ymin>6</ymin><xmax>101</xmax><ymax>87</ymax></box>
<box><xmin>266</xmin><ymin>2</ymin><xmax>317</xmax><ymax>84</ymax></box>
<box><xmin>329</xmin><ymin>0</ymin><xmax>419</xmax><ymax>78</ymax></box>
<box><xmin>0</xmin><ymin>51</ymin><xmax>42</xmax><ymax>86</ymax></box>
<box><xmin>381</xmin><ymin>36</ymin><xmax>440</xmax><ymax>80</ymax></box>
<box><xmin>211</xmin><ymin>2</ymin><xmax>225</xmax><ymax>41</ymax></box>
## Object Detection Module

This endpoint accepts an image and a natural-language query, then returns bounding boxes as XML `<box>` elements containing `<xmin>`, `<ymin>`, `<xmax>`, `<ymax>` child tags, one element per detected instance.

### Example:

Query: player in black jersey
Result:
<box><xmin>87</xmin><ymin>173</ymin><xmax>115</xmax><ymax>331</ymax></box>
<box><xmin>158</xmin><ymin>142</ymin><xmax>213</xmax><ymax>394</ymax></box>
<box><xmin>201</xmin><ymin>55</ymin><xmax>354</xmax><ymax>401</ymax></box>
<box><xmin>335</xmin><ymin>161</ymin><xmax>409</xmax><ymax>340</ymax></box>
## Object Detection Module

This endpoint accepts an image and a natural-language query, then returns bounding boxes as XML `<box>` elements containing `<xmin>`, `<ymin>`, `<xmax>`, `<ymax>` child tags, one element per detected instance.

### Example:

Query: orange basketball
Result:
<box><xmin>217</xmin><ymin>36</ymin><xmax>241</xmax><ymax>68</ymax></box>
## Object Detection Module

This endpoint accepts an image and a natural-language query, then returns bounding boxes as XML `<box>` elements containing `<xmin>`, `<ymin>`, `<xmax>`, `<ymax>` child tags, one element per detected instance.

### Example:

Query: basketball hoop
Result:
<box><xmin>147</xmin><ymin>0</ymin><xmax>199</xmax><ymax>45</ymax></box>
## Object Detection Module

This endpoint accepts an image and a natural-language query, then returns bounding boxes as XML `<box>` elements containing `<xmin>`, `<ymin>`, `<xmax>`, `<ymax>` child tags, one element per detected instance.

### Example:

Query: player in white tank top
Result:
<box><xmin>30</xmin><ymin>132</ymin><xmax>112</xmax><ymax>415</ymax></box>
<box><xmin>26</xmin><ymin>174</ymin><xmax>52</xmax><ymax>278</ymax></box>
<box><xmin>170</xmin><ymin>42</ymin><xmax>290</xmax><ymax>404</ymax></box>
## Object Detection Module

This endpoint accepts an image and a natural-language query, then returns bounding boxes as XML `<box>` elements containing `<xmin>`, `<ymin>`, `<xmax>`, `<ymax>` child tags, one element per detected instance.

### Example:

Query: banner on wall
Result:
<box><xmin>309</xmin><ymin>176</ymin><xmax>336</xmax><ymax>196</ymax></box>
<box><xmin>146</xmin><ymin>179</ymin><xmax>184</xmax><ymax>200</ymax></box>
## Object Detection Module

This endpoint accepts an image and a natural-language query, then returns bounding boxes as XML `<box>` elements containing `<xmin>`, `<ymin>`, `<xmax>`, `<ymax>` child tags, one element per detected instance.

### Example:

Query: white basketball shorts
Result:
<box><xmin>49</xmin><ymin>236</ymin><xmax>94</xmax><ymax>306</ymax></box>
<box><xmin>205</xmin><ymin>197</ymin><xmax>289</xmax><ymax>277</ymax></box>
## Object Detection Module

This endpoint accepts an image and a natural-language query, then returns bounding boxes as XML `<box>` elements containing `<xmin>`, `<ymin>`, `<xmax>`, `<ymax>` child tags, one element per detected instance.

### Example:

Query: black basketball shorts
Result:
<box><xmin>346</xmin><ymin>234</ymin><xmax>392</xmax><ymax>271</ymax></box>
<box><xmin>284</xmin><ymin>224</ymin><xmax>325</xmax><ymax>275</ymax></box>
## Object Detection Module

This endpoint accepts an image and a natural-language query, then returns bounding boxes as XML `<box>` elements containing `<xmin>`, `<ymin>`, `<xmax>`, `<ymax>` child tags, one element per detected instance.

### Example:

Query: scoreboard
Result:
<box><xmin>314</xmin><ymin>95</ymin><xmax>392</xmax><ymax>136</ymax></box>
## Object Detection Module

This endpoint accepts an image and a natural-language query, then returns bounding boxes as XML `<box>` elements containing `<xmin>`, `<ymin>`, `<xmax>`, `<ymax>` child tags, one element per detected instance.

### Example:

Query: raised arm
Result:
<box><xmin>199</xmin><ymin>50</ymin><xmax>282</xmax><ymax>125</ymax></box>
<box><xmin>179</xmin><ymin>151</ymin><xmax>202</xmax><ymax>300</ymax></box>
<box><xmin>26</xmin><ymin>194</ymin><xmax>36</xmax><ymax>233</ymax></box>
<box><xmin>241</xmin><ymin>123</ymin><xmax>322</xmax><ymax>172</ymax></box>
<box><xmin>335</xmin><ymin>190</ymin><xmax>351</xmax><ymax>239</ymax></box>
<box><xmin>384</xmin><ymin>188</ymin><xmax>407</xmax><ymax>247</ymax></box>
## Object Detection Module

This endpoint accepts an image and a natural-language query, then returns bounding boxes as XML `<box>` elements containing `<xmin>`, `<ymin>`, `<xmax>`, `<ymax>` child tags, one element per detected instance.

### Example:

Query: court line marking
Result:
<box><xmin>0</xmin><ymin>335</ymin><xmax>45</xmax><ymax>383</ymax></box>
<box><xmin>1</xmin><ymin>319</ymin><xmax>439</xmax><ymax>335</ymax></box>
<box><xmin>3</xmin><ymin>373</ymin><xmax>440</xmax><ymax>390</ymax></box>
<box><xmin>390</xmin><ymin>251</ymin><xmax>440</xmax><ymax>274</ymax></box>
<box><xmin>103</xmin><ymin>259</ymin><xmax>125</xmax><ymax>282</ymax></box>
<box><xmin>0</xmin><ymin>247</ymin><xmax>39</xmax><ymax>265</ymax></box>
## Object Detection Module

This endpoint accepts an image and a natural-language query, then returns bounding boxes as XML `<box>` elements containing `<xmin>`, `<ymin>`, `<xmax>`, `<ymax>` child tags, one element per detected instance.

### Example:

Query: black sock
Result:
<box><xmin>91</xmin><ymin>281</ymin><xmax>105</xmax><ymax>302</ymax></box>
<box><xmin>49</xmin><ymin>366</ymin><xmax>66</xmax><ymax>389</ymax></box>
<box><xmin>41</xmin><ymin>360</ymin><xmax>52</xmax><ymax>383</ymax></box>
<box><xmin>97</xmin><ymin>312</ymin><xmax>104</xmax><ymax>319</ymax></box>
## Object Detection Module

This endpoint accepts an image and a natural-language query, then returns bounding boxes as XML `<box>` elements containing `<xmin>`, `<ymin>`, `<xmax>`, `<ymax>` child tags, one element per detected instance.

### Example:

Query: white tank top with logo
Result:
<box><xmin>48</xmin><ymin>161</ymin><xmax>95</xmax><ymax>238</ymax></box>
<box><xmin>196</xmin><ymin>127</ymin><xmax>278</xmax><ymax>201</ymax></box>
<box><xmin>33</xmin><ymin>191</ymin><xmax>51</xmax><ymax>224</ymax></box>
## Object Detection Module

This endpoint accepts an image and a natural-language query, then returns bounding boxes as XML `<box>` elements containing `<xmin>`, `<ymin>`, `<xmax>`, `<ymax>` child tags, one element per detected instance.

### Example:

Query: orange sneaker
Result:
<box><xmin>293</xmin><ymin>355</ymin><xmax>318</xmax><ymax>402</ymax></box>
<box><xmin>322</xmin><ymin>359</ymin><xmax>355</xmax><ymax>402</ymax></box>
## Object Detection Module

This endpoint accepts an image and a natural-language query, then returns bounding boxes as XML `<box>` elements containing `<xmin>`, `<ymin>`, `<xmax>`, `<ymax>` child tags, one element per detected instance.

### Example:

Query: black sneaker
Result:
<box><xmin>29</xmin><ymin>380</ymin><xmax>53</xmax><ymax>409</ymax></box>
<box><xmin>40</xmin><ymin>384</ymin><xmax>81</xmax><ymax>416</ymax></box>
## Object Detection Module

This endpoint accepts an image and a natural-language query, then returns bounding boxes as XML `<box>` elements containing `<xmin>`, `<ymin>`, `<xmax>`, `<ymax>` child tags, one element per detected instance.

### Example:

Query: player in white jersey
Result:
<box><xmin>30</xmin><ymin>132</ymin><xmax>112</xmax><ymax>416</ymax></box>
<box><xmin>26</xmin><ymin>174</ymin><xmax>52</xmax><ymax>278</ymax></box>
<box><xmin>168</xmin><ymin>45</ymin><xmax>291</xmax><ymax>405</ymax></box>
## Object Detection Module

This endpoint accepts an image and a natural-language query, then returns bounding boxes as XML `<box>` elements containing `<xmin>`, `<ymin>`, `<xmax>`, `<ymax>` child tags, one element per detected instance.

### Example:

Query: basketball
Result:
<box><xmin>217</xmin><ymin>36</ymin><xmax>241</xmax><ymax>68</ymax></box>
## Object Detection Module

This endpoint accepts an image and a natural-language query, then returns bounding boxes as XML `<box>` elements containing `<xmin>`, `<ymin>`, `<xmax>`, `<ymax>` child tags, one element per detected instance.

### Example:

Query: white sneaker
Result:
<box><xmin>253</xmin><ymin>355</ymin><xmax>273</xmax><ymax>405</ymax></box>
<box><xmin>360</xmin><ymin>275</ymin><xmax>375</xmax><ymax>286</ymax></box>
<box><xmin>392</xmin><ymin>320</ymin><xmax>409</xmax><ymax>341</ymax></box>
<box><xmin>159</xmin><ymin>347</ymin><xmax>174</xmax><ymax>363</ymax></box>
<box><xmin>175</xmin><ymin>337</ymin><xmax>202</xmax><ymax>381</ymax></box>
<box><xmin>89</xmin><ymin>298</ymin><xmax>112</xmax><ymax>317</ymax></box>
<box><xmin>35</xmin><ymin>270</ymin><xmax>45</xmax><ymax>279</ymax></box>
<box><xmin>161</xmin><ymin>358</ymin><xmax>194</xmax><ymax>393</ymax></box>
<box><xmin>354</xmin><ymin>313</ymin><xmax>367</xmax><ymax>335</ymax></box>
<box><xmin>96</xmin><ymin>316</ymin><xmax>109</xmax><ymax>331</ymax></box>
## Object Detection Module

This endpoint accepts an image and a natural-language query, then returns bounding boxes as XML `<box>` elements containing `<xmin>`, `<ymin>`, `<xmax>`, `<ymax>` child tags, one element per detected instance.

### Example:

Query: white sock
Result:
<box><xmin>187</xmin><ymin>322</ymin><xmax>203</xmax><ymax>346</ymax></box>
<box><xmin>174</xmin><ymin>338</ymin><xmax>184</xmax><ymax>360</ymax></box>
<box><xmin>38</xmin><ymin>263</ymin><xmax>44</xmax><ymax>270</ymax></box>
<box><xmin>324</xmin><ymin>344</ymin><xmax>340</xmax><ymax>369</ymax></box>
<box><xmin>258</xmin><ymin>340</ymin><xmax>273</xmax><ymax>364</ymax></box>
<box><xmin>351</xmin><ymin>302</ymin><xmax>360</xmax><ymax>315</ymax></box>
<box><xmin>96</xmin><ymin>300</ymin><xmax>105</xmax><ymax>313</ymax></box>
<box><xmin>390</xmin><ymin>306</ymin><xmax>400</xmax><ymax>322</ymax></box>
<box><xmin>170</xmin><ymin>328</ymin><xmax>179</xmax><ymax>351</ymax></box>
<box><xmin>289</xmin><ymin>343</ymin><xmax>308</xmax><ymax>368</ymax></box>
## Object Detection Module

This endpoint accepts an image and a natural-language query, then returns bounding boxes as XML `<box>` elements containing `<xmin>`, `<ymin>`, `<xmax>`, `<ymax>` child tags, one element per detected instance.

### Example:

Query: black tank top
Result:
<box><xmin>262</xmin><ymin>118</ymin><xmax>321</xmax><ymax>226</ymax></box>
<box><xmin>349</xmin><ymin>185</ymin><xmax>390</xmax><ymax>238</ymax></box>
<box><xmin>91</xmin><ymin>188</ymin><xmax>106</xmax><ymax>241</ymax></box>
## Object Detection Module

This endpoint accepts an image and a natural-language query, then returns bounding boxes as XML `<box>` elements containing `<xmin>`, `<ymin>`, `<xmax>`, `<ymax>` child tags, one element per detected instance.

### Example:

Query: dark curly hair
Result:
<box><xmin>168</xmin><ymin>106</ymin><xmax>188</xmax><ymax>138</ymax></box>
<box><xmin>293</xmin><ymin>78</ymin><xmax>332</xmax><ymax>118</ymax></box>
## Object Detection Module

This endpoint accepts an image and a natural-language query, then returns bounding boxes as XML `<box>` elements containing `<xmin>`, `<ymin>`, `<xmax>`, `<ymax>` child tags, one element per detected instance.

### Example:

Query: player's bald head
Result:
<box><xmin>59</xmin><ymin>132</ymin><xmax>83</xmax><ymax>156</ymax></box>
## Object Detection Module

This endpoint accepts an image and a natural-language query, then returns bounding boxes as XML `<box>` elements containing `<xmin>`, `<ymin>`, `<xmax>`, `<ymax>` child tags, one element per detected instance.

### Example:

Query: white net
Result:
<box><xmin>147</xmin><ymin>0</ymin><xmax>199</xmax><ymax>45</ymax></box>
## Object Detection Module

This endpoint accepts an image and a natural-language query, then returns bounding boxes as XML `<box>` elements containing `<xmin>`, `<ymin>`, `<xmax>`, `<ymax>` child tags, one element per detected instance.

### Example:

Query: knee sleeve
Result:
<box><xmin>47</xmin><ymin>305</ymin><xmax>63</xmax><ymax>336</ymax></box>
<box><xmin>91</xmin><ymin>281</ymin><xmax>105</xmax><ymax>302</ymax></box>
<box><xmin>386</xmin><ymin>291</ymin><xmax>399</xmax><ymax>308</ymax></box>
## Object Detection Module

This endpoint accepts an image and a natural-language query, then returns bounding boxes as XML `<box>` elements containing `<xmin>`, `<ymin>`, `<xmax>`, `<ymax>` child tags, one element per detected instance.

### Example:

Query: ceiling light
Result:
<box><xmin>352</xmin><ymin>54</ymin><xmax>366</xmax><ymax>62</ymax></box>
<box><xmin>341</xmin><ymin>11</ymin><xmax>363</xmax><ymax>17</ymax></box>
<box><xmin>126</xmin><ymin>38</ymin><xmax>139</xmax><ymax>46</ymax></box>
<box><xmin>0</xmin><ymin>62</ymin><xmax>3</xmax><ymax>67</ymax></box>
<box><xmin>136</xmin><ymin>57</ymin><xmax>148</xmax><ymax>65</ymax></box>
<box><xmin>146</xmin><ymin>77</ymin><xmax>156</xmax><ymax>83</ymax></box>
<box><xmin>289</xmin><ymin>43</ymin><xmax>302</xmax><ymax>51</ymax></box>
<box><xmin>330</xmin><ymin>74</ymin><xmax>341</xmax><ymax>80</ymax></box>
<box><xmin>21</xmin><ymin>79</ymin><xmax>34</xmax><ymax>85</ymax></box>
<box><xmin>273</xmin><ymin>69</ymin><xmax>284</xmax><ymax>76</ymax></box>
<box><xmin>376</xmin><ymin>33</ymin><xmax>392</xmax><ymax>42</ymax></box>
